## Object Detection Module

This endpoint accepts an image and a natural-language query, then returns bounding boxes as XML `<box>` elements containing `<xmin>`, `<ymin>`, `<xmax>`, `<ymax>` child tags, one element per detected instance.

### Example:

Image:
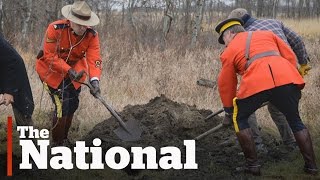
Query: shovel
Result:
<box><xmin>94</xmin><ymin>94</ymin><xmax>142</xmax><ymax>142</ymax></box>
<box><xmin>195</xmin><ymin>102</ymin><xmax>269</xmax><ymax>141</ymax></box>
<box><xmin>204</xmin><ymin>109</ymin><xmax>224</xmax><ymax>121</ymax></box>
<box><xmin>195</xmin><ymin>123</ymin><xmax>223</xmax><ymax>141</ymax></box>
<box><xmin>195</xmin><ymin>109</ymin><xmax>224</xmax><ymax>141</ymax></box>
<box><xmin>75</xmin><ymin>72</ymin><xmax>142</xmax><ymax>141</ymax></box>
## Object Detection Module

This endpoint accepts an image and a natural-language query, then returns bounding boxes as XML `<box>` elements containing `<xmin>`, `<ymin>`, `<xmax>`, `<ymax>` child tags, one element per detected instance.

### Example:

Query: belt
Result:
<box><xmin>245</xmin><ymin>31</ymin><xmax>280</xmax><ymax>69</ymax></box>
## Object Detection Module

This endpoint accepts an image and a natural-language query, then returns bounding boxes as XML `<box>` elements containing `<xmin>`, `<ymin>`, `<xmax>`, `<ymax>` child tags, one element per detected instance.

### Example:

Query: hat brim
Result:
<box><xmin>215</xmin><ymin>18</ymin><xmax>244</xmax><ymax>44</ymax></box>
<box><xmin>61</xmin><ymin>5</ymin><xmax>100</xmax><ymax>26</ymax></box>
<box><xmin>218</xmin><ymin>33</ymin><xmax>225</xmax><ymax>44</ymax></box>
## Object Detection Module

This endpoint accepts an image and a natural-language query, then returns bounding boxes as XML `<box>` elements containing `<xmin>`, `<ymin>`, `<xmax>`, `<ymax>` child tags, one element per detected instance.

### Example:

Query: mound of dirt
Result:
<box><xmin>83</xmin><ymin>95</ymin><xmax>293</xmax><ymax>179</ymax></box>
<box><xmin>0</xmin><ymin>95</ymin><xmax>297</xmax><ymax>179</ymax></box>
<box><xmin>84</xmin><ymin>95</ymin><xmax>213</xmax><ymax>147</ymax></box>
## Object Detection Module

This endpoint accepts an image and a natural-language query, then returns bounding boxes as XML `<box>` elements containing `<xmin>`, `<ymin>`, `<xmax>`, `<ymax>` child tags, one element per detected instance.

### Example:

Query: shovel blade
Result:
<box><xmin>113</xmin><ymin>119</ymin><xmax>142</xmax><ymax>141</ymax></box>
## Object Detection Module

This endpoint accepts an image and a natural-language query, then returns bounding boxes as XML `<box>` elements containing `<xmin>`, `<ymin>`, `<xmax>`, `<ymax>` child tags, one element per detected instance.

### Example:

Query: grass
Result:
<box><xmin>0</xmin><ymin>17</ymin><xmax>319</xmax><ymax>178</ymax></box>
<box><xmin>263</xmin><ymin>137</ymin><xmax>320</xmax><ymax>179</ymax></box>
<box><xmin>1</xmin><ymin>17</ymin><xmax>319</xmax><ymax>144</ymax></box>
<box><xmin>280</xmin><ymin>18</ymin><xmax>320</xmax><ymax>39</ymax></box>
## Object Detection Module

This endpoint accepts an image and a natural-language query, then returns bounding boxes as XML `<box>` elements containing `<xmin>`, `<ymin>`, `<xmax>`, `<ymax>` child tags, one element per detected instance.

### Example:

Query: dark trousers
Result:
<box><xmin>47</xmin><ymin>78</ymin><xmax>81</xmax><ymax>118</ymax></box>
<box><xmin>233</xmin><ymin>84</ymin><xmax>305</xmax><ymax>133</ymax></box>
<box><xmin>12</xmin><ymin>106</ymin><xmax>33</xmax><ymax>126</ymax></box>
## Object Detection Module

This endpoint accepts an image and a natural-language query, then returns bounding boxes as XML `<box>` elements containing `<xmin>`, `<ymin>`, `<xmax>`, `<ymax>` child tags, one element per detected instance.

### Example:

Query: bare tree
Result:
<box><xmin>21</xmin><ymin>0</ymin><xmax>32</xmax><ymax>40</ymax></box>
<box><xmin>285</xmin><ymin>0</ymin><xmax>290</xmax><ymax>18</ymax></box>
<box><xmin>184</xmin><ymin>0</ymin><xmax>191</xmax><ymax>34</ymax></box>
<box><xmin>272</xmin><ymin>0</ymin><xmax>279</xmax><ymax>19</ymax></box>
<box><xmin>0</xmin><ymin>0</ymin><xmax>319</xmax><ymax>54</ymax></box>
<box><xmin>128</xmin><ymin>0</ymin><xmax>140</xmax><ymax>54</ymax></box>
<box><xmin>245</xmin><ymin>0</ymin><xmax>253</xmax><ymax>15</ymax></box>
<box><xmin>207</xmin><ymin>0</ymin><xmax>213</xmax><ymax>23</ymax></box>
<box><xmin>257</xmin><ymin>0</ymin><xmax>264</xmax><ymax>17</ymax></box>
<box><xmin>298</xmin><ymin>0</ymin><xmax>303</xmax><ymax>19</ymax></box>
<box><xmin>201</xmin><ymin>0</ymin><xmax>206</xmax><ymax>23</ymax></box>
<box><xmin>314</xmin><ymin>0</ymin><xmax>320</xmax><ymax>18</ymax></box>
<box><xmin>290</xmin><ymin>0</ymin><xmax>296</xmax><ymax>18</ymax></box>
<box><xmin>44</xmin><ymin>0</ymin><xmax>61</xmax><ymax>26</ymax></box>
<box><xmin>305</xmin><ymin>0</ymin><xmax>310</xmax><ymax>17</ymax></box>
<box><xmin>121</xmin><ymin>3</ymin><xmax>125</xmax><ymax>27</ymax></box>
<box><xmin>162</xmin><ymin>0</ymin><xmax>173</xmax><ymax>41</ymax></box>
<box><xmin>191</xmin><ymin>0</ymin><xmax>204</xmax><ymax>47</ymax></box>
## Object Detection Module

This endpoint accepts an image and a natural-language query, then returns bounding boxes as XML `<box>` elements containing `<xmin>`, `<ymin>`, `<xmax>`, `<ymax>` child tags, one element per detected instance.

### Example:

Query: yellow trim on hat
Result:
<box><xmin>219</xmin><ymin>21</ymin><xmax>241</xmax><ymax>34</ymax></box>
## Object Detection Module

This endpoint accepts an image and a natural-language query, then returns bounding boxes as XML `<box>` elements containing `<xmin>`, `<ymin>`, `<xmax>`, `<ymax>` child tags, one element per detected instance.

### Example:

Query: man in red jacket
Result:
<box><xmin>227</xmin><ymin>8</ymin><xmax>312</xmax><ymax>152</ymax></box>
<box><xmin>215</xmin><ymin>18</ymin><xmax>317</xmax><ymax>176</ymax></box>
<box><xmin>36</xmin><ymin>1</ymin><xmax>102</xmax><ymax>146</ymax></box>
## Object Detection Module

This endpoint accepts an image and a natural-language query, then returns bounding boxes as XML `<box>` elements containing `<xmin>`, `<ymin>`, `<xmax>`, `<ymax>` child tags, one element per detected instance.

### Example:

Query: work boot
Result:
<box><xmin>294</xmin><ymin>128</ymin><xmax>318</xmax><ymax>175</ymax></box>
<box><xmin>51</xmin><ymin>116</ymin><xmax>67</xmax><ymax>146</ymax></box>
<box><xmin>236</xmin><ymin>128</ymin><xmax>261</xmax><ymax>176</ymax></box>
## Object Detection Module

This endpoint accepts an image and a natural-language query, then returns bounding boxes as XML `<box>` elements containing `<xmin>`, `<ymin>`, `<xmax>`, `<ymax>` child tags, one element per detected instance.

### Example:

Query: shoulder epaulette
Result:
<box><xmin>53</xmin><ymin>24</ymin><xmax>69</xmax><ymax>30</ymax></box>
<box><xmin>87</xmin><ymin>28</ymin><xmax>97</xmax><ymax>36</ymax></box>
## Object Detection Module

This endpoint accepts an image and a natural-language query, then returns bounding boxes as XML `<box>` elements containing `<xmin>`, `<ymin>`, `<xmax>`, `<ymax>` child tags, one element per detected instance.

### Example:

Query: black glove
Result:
<box><xmin>68</xmin><ymin>69</ymin><xmax>84</xmax><ymax>81</ymax></box>
<box><xmin>222</xmin><ymin>107</ymin><xmax>233</xmax><ymax>127</ymax></box>
<box><xmin>222</xmin><ymin>113</ymin><xmax>232</xmax><ymax>126</ymax></box>
<box><xmin>90</xmin><ymin>80</ymin><xmax>101</xmax><ymax>97</ymax></box>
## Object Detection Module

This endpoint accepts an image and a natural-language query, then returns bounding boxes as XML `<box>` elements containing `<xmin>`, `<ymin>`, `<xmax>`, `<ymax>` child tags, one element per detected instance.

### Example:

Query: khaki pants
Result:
<box><xmin>248</xmin><ymin>113</ymin><xmax>262</xmax><ymax>144</ymax></box>
<box><xmin>267</xmin><ymin>103</ymin><xmax>295</xmax><ymax>145</ymax></box>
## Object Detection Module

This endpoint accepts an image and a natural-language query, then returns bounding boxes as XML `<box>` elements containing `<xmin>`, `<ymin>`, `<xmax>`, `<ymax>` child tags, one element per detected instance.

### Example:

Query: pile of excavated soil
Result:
<box><xmin>83</xmin><ymin>95</ymin><xmax>295</xmax><ymax>179</ymax></box>
<box><xmin>0</xmin><ymin>95</ymin><xmax>297</xmax><ymax>179</ymax></box>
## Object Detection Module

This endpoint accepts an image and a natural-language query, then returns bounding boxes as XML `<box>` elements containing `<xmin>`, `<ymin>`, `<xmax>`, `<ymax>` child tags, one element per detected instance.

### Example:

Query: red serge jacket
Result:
<box><xmin>36</xmin><ymin>19</ymin><xmax>102</xmax><ymax>89</ymax></box>
<box><xmin>218</xmin><ymin>30</ymin><xmax>305</xmax><ymax>108</ymax></box>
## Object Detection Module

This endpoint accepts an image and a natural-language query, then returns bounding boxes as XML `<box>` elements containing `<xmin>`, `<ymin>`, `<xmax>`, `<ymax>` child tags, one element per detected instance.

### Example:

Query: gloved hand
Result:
<box><xmin>90</xmin><ymin>80</ymin><xmax>101</xmax><ymax>97</ymax></box>
<box><xmin>222</xmin><ymin>107</ymin><xmax>233</xmax><ymax>126</ymax></box>
<box><xmin>298</xmin><ymin>64</ymin><xmax>311</xmax><ymax>77</ymax></box>
<box><xmin>68</xmin><ymin>69</ymin><xmax>84</xmax><ymax>81</ymax></box>
<box><xmin>222</xmin><ymin>113</ymin><xmax>232</xmax><ymax>126</ymax></box>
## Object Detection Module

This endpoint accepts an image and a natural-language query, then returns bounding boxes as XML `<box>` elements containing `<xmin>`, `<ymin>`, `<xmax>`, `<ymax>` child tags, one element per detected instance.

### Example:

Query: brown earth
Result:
<box><xmin>0</xmin><ymin>95</ymin><xmax>297</xmax><ymax>179</ymax></box>
<box><xmin>83</xmin><ymin>95</ymin><xmax>295</xmax><ymax>179</ymax></box>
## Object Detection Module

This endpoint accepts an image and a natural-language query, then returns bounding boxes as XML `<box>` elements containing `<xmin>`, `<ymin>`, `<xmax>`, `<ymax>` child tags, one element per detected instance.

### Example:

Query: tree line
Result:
<box><xmin>0</xmin><ymin>0</ymin><xmax>319</xmax><ymax>50</ymax></box>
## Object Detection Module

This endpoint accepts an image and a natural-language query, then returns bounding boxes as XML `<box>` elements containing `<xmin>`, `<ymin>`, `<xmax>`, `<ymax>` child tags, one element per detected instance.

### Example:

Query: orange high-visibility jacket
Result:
<box><xmin>36</xmin><ymin>19</ymin><xmax>102</xmax><ymax>89</ymax></box>
<box><xmin>218</xmin><ymin>30</ymin><xmax>305</xmax><ymax>108</ymax></box>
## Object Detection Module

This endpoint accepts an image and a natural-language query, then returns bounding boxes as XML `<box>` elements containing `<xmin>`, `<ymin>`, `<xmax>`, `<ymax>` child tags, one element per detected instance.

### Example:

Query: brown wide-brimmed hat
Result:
<box><xmin>215</xmin><ymin>18</ymin><xmax>243</xmax><ymax>44</ymax></box>
<box><xmin>61</xmin><ymin>1</ymin><xmax>100</xmax><ymax>26</ymax></box>
<box><xmin>228</xmin><ymin>8</ymin><xmax>248</xmax><ymax>19</ymax></box>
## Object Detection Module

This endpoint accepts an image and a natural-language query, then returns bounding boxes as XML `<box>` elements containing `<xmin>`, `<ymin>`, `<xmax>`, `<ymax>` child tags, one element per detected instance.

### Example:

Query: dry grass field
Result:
<box><xmin>0</xmin><ymin>18</ymin><xmax>319</xmax><ymax>143</ymax></box>
<box><xmin>0</xmin><ymin>16</ymin><xmax>319</xmax><ymax>179</ymax></box>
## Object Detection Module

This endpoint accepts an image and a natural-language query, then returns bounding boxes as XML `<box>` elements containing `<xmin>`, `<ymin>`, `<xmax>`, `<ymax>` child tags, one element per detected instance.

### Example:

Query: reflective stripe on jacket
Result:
<box><xmin>218</xmin><ymin>30</ymin><xmax>305</xmax><ymax>107</ymax></box>
<box><xmin>244</xmin><ymin>17</ymin><xmax>309</xmax><ymax>65</ymax></box>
